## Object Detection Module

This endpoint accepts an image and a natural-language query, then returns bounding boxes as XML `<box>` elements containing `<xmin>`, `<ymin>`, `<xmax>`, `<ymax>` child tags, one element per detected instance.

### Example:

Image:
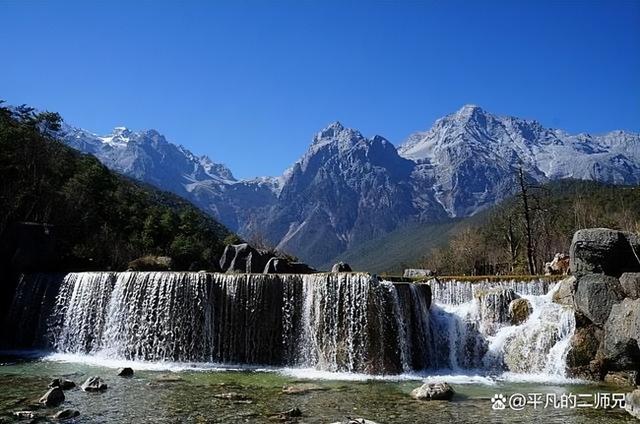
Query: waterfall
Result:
<box><xmin>4</xmin><ymin>272</ymin><xmax>574</xmax><ymax>378</ymax></box>
<box><xmin>426</xmin><ymin>279</ymin><xmax>575</xmax><ymax>377</ymax></box>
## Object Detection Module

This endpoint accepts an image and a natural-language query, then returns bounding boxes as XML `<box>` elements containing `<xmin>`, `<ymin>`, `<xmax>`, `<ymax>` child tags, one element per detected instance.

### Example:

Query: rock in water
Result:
<box><xmin>626</xmin><ymin>389</ymin><xmax>640</xmax><ymax>419</ymax></box>
<box><xmin>574</xmin><ymin>274</ymin><xmax>625</xmax><ymax>326</ymax></box>
<box><xmin>476</xmin><ymin>288</ymin><xmax>518</xmax><ymax>335</ymax></box>
<box><xmin>219</xmin><ymin>243</ymin><xmax>273</xmax><ymax>273</ymax></box>
<box><xmin>402</xmin><ymin>268</ymin><xmax>433</xmax><ymax>278</ymax></box>
<box><xmin>81</xmin><ymin>376</ymin><xmax>107</xmax><ymax>392</ymax></box>
<box><xmin>603</xmin><ymin>298</ymin><xmax>640</xmax><ymax>371</ymax></box>
<box><xmin>331</xmin><ymin>262</ymin><xmax>352</xmax><ymax>273</ymax></box>
<box><xmin>569</xmin><ymin>228</ymin><xmax>640</xmax><ymax>276</ymax></box>
<box><xmin>509</xmin><ymin>298</ymin><xmax>532</xmax><ymax>325</ymax></box>
<box><xmin>117</xmin><ymin>367</ymin><xmax>134</xmax><ymax>377</ymax></box>
<box><xmin>39</xmin><ymin>387</ymin><xmax>65</xmax><ymax>406</ymax></box>
<box><xmin>619</xmin><ymin>273</ymin><xmax>640</xmax><ymax>300</ymax></box>
<box><xmin>48</xmin><ymin>378</ymin><xmax>76</xmax><ymax>390</ymax></box>
<box><xmin>53</xmin><ymin>409</ymin><xmax>80</xmax><ymax>420</ymax></box>
<box><xmin>410</xmin><ymin>382</ymin><xmax>455</xmax><ymax>401</ymax></box>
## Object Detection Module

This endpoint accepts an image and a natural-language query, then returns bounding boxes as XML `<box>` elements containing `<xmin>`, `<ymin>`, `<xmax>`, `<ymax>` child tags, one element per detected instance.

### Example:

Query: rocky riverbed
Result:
<box><xmin>0</xmin><ymin>355</ymin><xmax>636</xmax><ymax>423</ymax></box>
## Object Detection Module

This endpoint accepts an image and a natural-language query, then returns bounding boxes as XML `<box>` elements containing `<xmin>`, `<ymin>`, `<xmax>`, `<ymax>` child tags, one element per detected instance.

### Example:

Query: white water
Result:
<box><xmin>5</xmin><ymin>272</ymin><xmax>576</xmax><ymax>383</ymax></box>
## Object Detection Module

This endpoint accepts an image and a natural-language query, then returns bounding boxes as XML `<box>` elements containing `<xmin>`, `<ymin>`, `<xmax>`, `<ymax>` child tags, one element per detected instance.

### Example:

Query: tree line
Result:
<box><xmin>0</xmin><ymin>103</ymin><xmax>232</xmax><ymax>271</ymax></box>
<box><xmin>421</xmin><ymin>177</ymin><xmax>640</xmax><ymax>276</ymax></box>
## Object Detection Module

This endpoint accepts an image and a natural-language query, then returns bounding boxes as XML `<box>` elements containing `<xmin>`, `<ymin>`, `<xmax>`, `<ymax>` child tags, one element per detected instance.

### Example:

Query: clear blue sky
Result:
<box><xmin>1</xmin><ymin>0</ymin><xmax>639</xmax><ymax>179</ymax></box>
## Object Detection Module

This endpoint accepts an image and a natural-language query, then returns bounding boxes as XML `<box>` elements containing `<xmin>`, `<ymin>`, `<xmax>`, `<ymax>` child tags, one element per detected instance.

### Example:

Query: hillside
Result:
<box><xmin>333</xmin><ymin>180</ymin><xmax>640</xmax><ymax>274</ymax></box>
<box><xmin>0</xmin><ymin>104</ymin><xmax>232</xmax><ymax>273</ymax></box>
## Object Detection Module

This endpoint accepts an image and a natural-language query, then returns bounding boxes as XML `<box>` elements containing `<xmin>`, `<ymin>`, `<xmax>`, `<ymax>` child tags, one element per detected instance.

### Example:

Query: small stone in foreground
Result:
<box><xmin>39</xmin><ymin>387</ymin><xmax>65</xmax><ymax>407</ymax></box>
<box><xmin>626</xmin><ymin>389</ymin><xmax>640</xmax><ymax>419</ymax></box>
<box><xmin>117</xmin><ymin>367</ymin><xmax>134</xmax><ymax>377</ymax></box>
<box><xmin>53</xmin><ymin>409</ymin><xmax>80</xmax><ymax>420</ymax></box>
<box><xmin>410</xmin><ymin>382</ymin><xmax>455</xmax><ymax>401</ymax></box>
<box><xmin>81</xmin><ymin>376</ymin><xmax>107</xmax><ymax>392</ymax></box>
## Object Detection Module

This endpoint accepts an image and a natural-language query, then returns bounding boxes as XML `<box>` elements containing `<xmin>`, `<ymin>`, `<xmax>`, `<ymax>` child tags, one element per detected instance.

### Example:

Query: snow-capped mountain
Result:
<box><xmin>399</xmin><ymin>105</ymin><xmax>640</xmax><ymax>217</ymax></box>
<box><xmin>58</xmin><ymin>105</ymin><xmax>640</xmax><ymax>267</ymax></box>
<box><xmin>61</xmin><ymin>124</ymin><xmax>277</xmax><ymax>231</ymax></box>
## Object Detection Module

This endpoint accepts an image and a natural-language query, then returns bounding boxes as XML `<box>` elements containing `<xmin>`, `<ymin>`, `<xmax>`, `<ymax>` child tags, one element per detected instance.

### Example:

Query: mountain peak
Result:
<box><xmin>455</xmin><ymin>104</ymin><xmax>485</xmax><ymax>119</ymax></box>
<box><xmin>112</xmin><ymin>126</ymin><xmax>131</xmax><ymax>137</ymax></box>
<box><xmin>316</xmin><ymin>121</ymin><xmax>345</xmax><ymax>139</ymax></box>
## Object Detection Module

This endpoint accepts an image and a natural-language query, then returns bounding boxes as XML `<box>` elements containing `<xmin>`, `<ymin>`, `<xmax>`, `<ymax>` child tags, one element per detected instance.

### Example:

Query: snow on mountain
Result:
<box><xmin>58</xmin><ymin>105</ymin><xmax>640</xmax><ymax>266</ymax></box>
<box><xmin>398</xmin><ymin>105</ymin><xmax>640</xmax><ymax>216</ymax></box>
<box><xmin>59</xmin><ymin>124</ymin><xmax>277</xmax><ymax>232</ymax></box>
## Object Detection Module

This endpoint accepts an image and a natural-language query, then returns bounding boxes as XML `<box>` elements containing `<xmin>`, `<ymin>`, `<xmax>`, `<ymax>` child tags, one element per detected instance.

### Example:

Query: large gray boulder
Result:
<box><xmin>603</xmin><ymin>298</ymin><xmax>640</xmax><ymax>371</ymax></box>
<box><xmin>410</xmin><ymin>382</ymin><xmax>455</xmax><ymax>401</ymax></box>
<box><xmin>127</xmin><ymin>255</ymin><xmax>173</xmax><ymax>271</ymax></box>
<box><xmin>263</xmin><ymin>257</ymin><xmax>316</xmax><ymax>274</ymax></box>
<box><xmin>574</xmin><ymin>274</ymin><xmax>625</xmax><ymax>326</ymax></box>
<box><xmin>219</xmin><ymin>244</ymin><xmax>274</xmax><ymax>273</ymax></box>
<box><xmin>620</xmin><ymin>273</ymin><xmax>640</xmax><ymax>300</ymax></box>
<box><xmin>570</xmin><ymin>228</ymin><xmax>640</xmax><ymax>276</ymax></box>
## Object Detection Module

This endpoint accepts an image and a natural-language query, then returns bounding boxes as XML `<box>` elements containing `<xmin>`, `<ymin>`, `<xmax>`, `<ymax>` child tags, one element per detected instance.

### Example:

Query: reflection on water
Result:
<box><xmin>0</xmin><ymin>354</ymin><xmax>635</xmax><ymax>423</ymax></box>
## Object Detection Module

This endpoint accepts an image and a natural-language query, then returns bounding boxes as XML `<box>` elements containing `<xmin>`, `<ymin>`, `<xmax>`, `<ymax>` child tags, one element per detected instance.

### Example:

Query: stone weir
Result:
<box><xmin>4</xmin><ymin>272</ymin><xmax>433</xmax><ymax>374</ymax></box>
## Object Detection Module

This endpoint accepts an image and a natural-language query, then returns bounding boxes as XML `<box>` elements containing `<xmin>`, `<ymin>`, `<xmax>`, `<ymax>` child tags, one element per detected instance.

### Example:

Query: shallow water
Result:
<box><xmin>0</xmin><ymin>353</ymin><xmax>635</xmax><ymax>423</ymax></box>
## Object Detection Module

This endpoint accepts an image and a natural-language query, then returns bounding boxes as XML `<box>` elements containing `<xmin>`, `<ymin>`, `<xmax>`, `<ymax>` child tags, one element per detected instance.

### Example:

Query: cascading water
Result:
<box><xmin>426</xmin><ymin>278</ymin><xmax>576</xmax><ymax>378</ymax></box>
<box><xmin>3</xmin><ymin>272</ymin><xmax>575</xmax><ymax>379</ymax></box>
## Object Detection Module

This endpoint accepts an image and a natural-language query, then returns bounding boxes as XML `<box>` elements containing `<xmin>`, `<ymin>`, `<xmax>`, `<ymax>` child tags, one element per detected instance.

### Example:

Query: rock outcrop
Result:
<box><xmin>562</xmin><ymin>228</ymin><xmax>640</xmax><ymax>384</ymax></box>
<box><xmin>573</xmin><ymin>274</ymin><xmax>625</xmax><ymax>326</ymax></box>
<box><xmin>570</xmin><ymin>228</ymin><xmax>640</xmax><ymax>276</ymax></box>
<box><xmin>331</xmin><ymin>262</ymin><xmax>352</xmax><ymax>273</ymax></box>
<box><xmin>402</xmin><ymin>268</ymin><xmax>433</xmax><ymax>278</ymax></box>
<box><xmin>619</xmin><ymin>273</ymin><xmax>640</xmax><ymax>299</ymax></box>
<box><xmin>263</xmin><ymin>257</ymin><xmax>316</xmax><ymax>274</ymax></box>
<box><xmin>626</xmin><ymin>389</ymin><xmax>640</xmax><ymax>420</ymax></box>
<box><xmin>603</xmin><ymin>298</ymin><xmax>640</xmax><ymax>372</ymax></box>
<box><xmin>127</xmin><ymin>256</ymin><xmax>173</xmax><ymax>271</ymax></box>
<box><xmin>219</xmin><ymin>243</ymin><xmax>274</xmax><ymax>273</ymax></box>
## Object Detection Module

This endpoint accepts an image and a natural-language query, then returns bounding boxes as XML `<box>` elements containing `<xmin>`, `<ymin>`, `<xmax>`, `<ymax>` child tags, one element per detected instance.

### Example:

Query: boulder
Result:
<box><xmin>574</xmin><ymin>274</ymin><xmax>625</xmax><ymax>326</ymax></box>
<box><xmin>566</xmin><ymin>325</ymin><xmax>603</xmax><ymax>370</ymax></box>
<box><xmin>329</xmin><ymin>420</ymin><xmax>380</xmax><ymax>424</ymax></box>
<box><xmin>620</xmin><ymin>273</ymin><xmax>640</xmax><ymax>300</ymax></box>
<box><xmin>263</xmin><ymin>257</ymin><xmax>316</xmax><ymax>274</ymax></box>
<box><xmin>53</xmin><ymin>409</ymin><xmax>80</xmax><ymax>420</ymax></box>
<box><xmin>508</xmin><ymin>298</ymin><xmax>532</xmax><ymax>325</ymax></box>
<box><xmin>602</xmin><ymin>298</ymin><xmax>640</xmax><ymax>372</ymax></box>
<box><xmin>39</xmin><ymin>387</ymin><xmax>65</xmax><ymax>407</ymax></box>
<box><xmin>569</xmin><ymin>228</ymin><xmax>640</xmax><ymax>276</ymax></box>
<box><xmin>48</xmin><ymin>378</ymin><xmax>76</xmax><ymax>390</ymax></box>
<box><xmin>219</xmin><ymin>243</ymin><xmax>274</xmax><ymax>273</ymax></box>
<box><xmin>127</xmin><ymin>255</ymin><xmax>173</xmax><ymax>271</ymax></box>
<box><xmin>625</xmin><ymin>389</ymin><xmax>640</xmax><ymax>419</ymax></box>
<box><xmin>402</xmin><ymin>268</ymin><xmax>433</xmax><ymax>278</ymax></box>
<box><xmin>410</xmin><ymin>382</ymin><xmax>455</xmax><ymax>401</ymax></box>
<box><xmin>544</xmin><ymin>253</ymin><xmax>570</xmax><ymax>275</ymax></box>
<box><xmin>552</xmin><ymin>276</ymin><xmax>577</xmax><ymax>306</ymax></box>
<box><xmin>331</xmin><ymin>262</ymin><xmax>352</xmax><ymax>273</ymax></box>
<box><xmin>81</xmin><ymin>376</ymin><xmax>107</xmax><ymax>392</ymax></box>
<box><xmin>269</xmin><ymin>407</ymin><xmax>302</xmax><ymax>421</ymax></box>
<box><xmin>117</xmin><ymin>367</ymin><xmax>134</xmax><ymax>377</ymax></box>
